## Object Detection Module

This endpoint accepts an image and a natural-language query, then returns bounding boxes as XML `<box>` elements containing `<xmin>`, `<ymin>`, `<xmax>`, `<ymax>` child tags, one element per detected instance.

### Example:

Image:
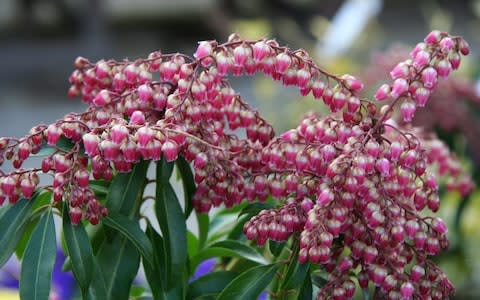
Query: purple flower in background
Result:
<box><xmin>0</xmin><ymin>248</ymin><xmax>76</xmax><ymax>299</ymax></box>
<box><xmin>189</xmin><ymin>258</ymin><xmax>216</xmax><ymax>282</ymax></box>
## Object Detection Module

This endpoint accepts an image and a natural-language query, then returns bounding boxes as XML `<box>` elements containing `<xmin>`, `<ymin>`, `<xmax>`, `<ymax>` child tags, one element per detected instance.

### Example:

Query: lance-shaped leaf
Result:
<box><xmin>176</xmin><ymin>156</ymin><xmax>195</xmax><ymax>218</ymax></box>
<box><xmin>20</xmin><ymin>208</ymin><xmax>56</xmax><ymax>300</ymax></box>
<box><xmin>94</xmin><ymin>236</ymin><xmax>140</xmax><ymax>300</ymax></box>
<box><xmin>106</xmin><ymin>160</ymin><xmax>149</xmax><ymax>215</ymax></box>
<box><xmin>191</xmin><ymin>240</ymin><xmax>268</xmax><ymax>272</ymax></box>
<box><xmin>155</xmin><ymin>158</ymin><xmax>187</xmax><ymax>290</ymax></box>
<box><xmin>102</xmin><ymin>212</ymin><xmax>154</xmax><ymax>266</ymax></box>
<box><xmin>216</xmin><ymin>263</ymin><xmax>280</xmax><ymax>300</ymax></box>
<box><xmin>63</xmin><ymin>204</ymin><xmax>94</xmax><ymax>296</ymax></box>
<box><xmin>0</xmin><ymin>196</ymin><xmax>37</xmax><ymax>268</ymax></box>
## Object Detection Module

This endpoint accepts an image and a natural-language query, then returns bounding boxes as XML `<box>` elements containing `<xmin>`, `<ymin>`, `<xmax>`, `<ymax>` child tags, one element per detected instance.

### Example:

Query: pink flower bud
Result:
<box><xmin>400</xmin><ymin>100</ymin><xmax>416</xmax><ymax>122</ymax></box>
<box><xmin>47</xmin><ymin>124</ymin><xmax>63</xmax><ymax>145</ymax></box>
<box><xmin>311</xmin><ymin>79</ymin><xmax>325</xmax><ymax>99</ymax></box>
<box><xmin>332</xmin><ymin>91</ymin><xmax>346</xmax><ymax>111</ymax></box>
<box><xmin>233</xmin><ymin>44</ymin><xmax>250</xmax><ymax>66</ymax></box>
<box><xmin>391</xmin><ymin>78</ymin><xmax>409</xmax><ymax>99</ymax></box>
<box><xmin>432</xmin><ymin>217</ymin><xmax>448</xmax><ymax>235</ymax></box>
<box><xmin>194</xmin><ymin>41</ymin><xmax>213</xmax><ymax>59</ymax></box>
<box><xmin>137</xmin><ymin>84</ymin><xmax>153</xmax><ymax>103</ymax></box>
<box><xmin>347</xmin><ymin>96</ymin><xmax>360</xmax><ymax>113</ymax></box>
<box><xmin>70</xmin><ymin>207</ymin><xmax>83</xmax><ymax>225</ymax></box>
<box><xmin>136</xmin><ymin>126</ymin><xmax>154</xmax><ymax>147</ymax></box>
<box><xmin>424</xmin><ymin>30</ymin><xmax>441</xmax><ymax>44</ymax></box>
<box><xmin>252</xmin><ymin>41</ymin><xmax>271</xmax><ymax>62</ymax></box>
<box><xmin>162</xmin><ymin>140</ymin><xmax>179</xmax><ymax>162</ymax></box>
<box><xmin>400</xmin><ymin>282</ymin><xmax>414</xmax><ymax>299</ymax></box>
<box><xmin>413</xmin><ymin>50</ymin><xmax>430</xmax><ymax>69</ymax></box>
<box><xmin>129</xmin><ymin>110</ymin><xmax>145</xmax><ymax>125</ymax></box>
<box><xmin>374</xmin><ymin>84</ymin><xmax>391</xmax><ymax>101</ymax></box>
<box><xmin>110</xmin><ymin>124</ymin><xmax>129</xmax><ymax>144</ymax></box>
<box><xmin>459</xmin><ymin>39</ymin><xmax>470</xmax><ymax>55</ymax></box>
<box><xmin>375</xmin><ymin>158</ymin><xmax>391</xmax><ymax>176</ymax></box>
<box><xmin>449</xmin><ymin>52</ymin><xmax>461</xmax><ymax>70</ymax></box>
<box><xmin>390</xmin><ymin>62</ymin><xmax>409</xmax><ymax>79</ymax></box>
<box><xmin>435</xmin><ymin>59</ymin><xmax>451</xmax><ymax>78</ymax></box>
<box><xmin>74</xmin><ymin>169</ymin><xmax>90</xmax><ymax>187</ymax></box>
<box><xmin>316</xmin><ymin>189</ymin><xmax>334</xmax><ymax>206</ymax></box>
<box><xmin>439</xmin><ymin>37</ymin><xmax>454</xmax><ymax>53</ymax></box>
<box><xmin>100</xmin><ymin>140</ymin><xmax>120</xmax><ymax>161</ymax></box>
<box><xmin>413</xmin><ymin>87</ymin><xmax>430</xmax><ymax>107</ymax></box>
<box><xmin>96</xmin><ymin>61</ymin><xmax>110</xmax><ymax>79</ymax></box>
<box><xmin>410</xmin><ymin>265</ymin><xmax>425</xmax><ymax>282</ymax></box>
<box><xmin>83</xmin><ymin>133</ymin><xmax>100</xmax><ymax>156</ymax></box>
<box><xmin>124</xmin><ymin>64</ymin><xmax>139</xmax><ymax>83</ymax></box>
<box><xmin>20</xmin><ymin>178</ymin><xmax>35</xmax><ymax>198</ymax></box>
<box><xmin>371</xmin><ymin>266</ymin><xmax>387</xmax><ymax>286</ymax></box>
<box><xmin>93</xmin><ymin>90</ymin><xmax>111</xmax><ymax>106</ymax></box>
<box><xmin>421</xmin><ymin>67</ymin><xmax>437</xmax><ymax>89</ymax></box>
<box><xmin>296</xmin><ymin>68</ymin><xmax>311</xmax><ymax>88</ymax></box>
<box><xmin>343</xmin><ymin>74</ymin><xmax>364</xmax><ymax>92</ymax></box>
<box><xmin>113</xmin><ymin>73</ymin><xmax>126</xmax><ymax>92</ymax></box>
<box><xmin>275</xmin><ymin>52</ymin><xmax>291</xmax><ymax>74</ymax></box>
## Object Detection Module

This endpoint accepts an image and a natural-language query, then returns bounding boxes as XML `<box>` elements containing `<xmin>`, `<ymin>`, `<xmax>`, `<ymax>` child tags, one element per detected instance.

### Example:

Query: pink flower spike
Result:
<box><xmin>413</xmin><ymin>87</ymin><xmax>430</xmax><ymax>107</ymax></box>
<box><xmin>432</xmin><ymin>217</ymin><xmax>448</xmax><ymax>235</ymax></box>
<box><xmin>400</xmin><ymin>100</ymin><xmax>416</xmax><ymax>122</ymax></box>
<box><xmin>194</xmin><ymin>41</ymin><xmax>213</xmax><ymax>59</ymax></box>
<box><xmin>316</xmin><ymin>189</ymin><xmax>334</xmax><ymax>206</ymax></box>
<box><xmin>342</xmin><ymin>74</ymin><xmax>364</xmax><ymax>91</ymax></box>
<box><xmin>374</xmin><ymin>84</ymin><xmax>391</xmax><ymax>101</ymax></box>
<box><xmin>312</xmin><ymin>79</ymin><xmax>325</xmax><ymax>99</ymax></box>
<box><xmin>82</xmin><ymin>133</ymin><xmax>100</xmax><ymax>156</ymax></box>
<box><xmin>400</xmin><ymin>282</ymin><xmax>414</xmax><ymax>299</ymax></box>
<box><xmin>93</xmin><ymin>90</ymin><xmax>111</xmax><ymax>106</ymax></box>
<box><xmin>439</xmin><ymin>37</ymin><xmax>454</xmax><ymax>53</ymax></box>
<box><xmin>110</xmin><ymin>124</ymin><xmax>129</xmax><ymax>144</ymax></box>
<box><xmin>375</xmin><ymin>158</ymin><xmax>391</xmax><ymax>177</ymax></box>
<box><xmin>390</xmin><ymin>78</ymin><xmax>409</xmax><ymax>99</ymax></box>
<box><xmin>233</xmin><ymin>44</ymin><xmax>249</xmax><ymax>66</ymax></box>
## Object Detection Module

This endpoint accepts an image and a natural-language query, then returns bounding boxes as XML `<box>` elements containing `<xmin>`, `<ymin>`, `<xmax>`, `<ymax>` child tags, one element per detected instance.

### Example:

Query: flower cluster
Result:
<box><xmin>0</xmin><ymin>31</ymin><xmax>473</xmax><ymax>299</ymax></box>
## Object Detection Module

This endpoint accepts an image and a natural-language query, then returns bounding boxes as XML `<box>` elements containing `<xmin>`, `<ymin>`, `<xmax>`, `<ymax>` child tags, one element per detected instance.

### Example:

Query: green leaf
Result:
<box><xmin>216</xmin><ymin>263</ymin><xmax>280</xmax><ymax>300</ymax></box>
<box><xmin>86</xmin><ymin>258</ymin><xmax>108</xmax><ymax>300</ymax></box>
<box><xmin>155</xmin><ymin>159</ymin><xmax>188</xmax><ymax>290</ymax></box>
<box><xmin>281</xmin><ymin>259</ymin><xmax>310</xmax><ymax>290</ymax></box>
<box><xmin>311</xmin><ymin>271</ymin><xmax>328</xmax><ymax>288</ymax></box>
<box><xmin>196</xmin><ymin>212</ymin><xmax>209</xmax><ymax>250</ymax></box>
<box><xmin>269</xmin><ymin>240</ymin><xmax>286</xmax><ymax>257</ymax></box>
<box><xmin>20</xmin><ymin>208</ymin><xmax>56</xmax><ymax>300</ymax></box>
<box><xmin>187</xmin><ymin>271</ymin><xmax>237</xmax><ymax>300</ymax></box>
<box><xmin>297</xmin><ymin>273</ymin><xmax>313</xmax><ymax>300</ymax></box>
<box><xmin>191</xmin><ymin>240</ymin><xmax>268</xmax><ymax>271</ymax></box>
<box><xmin>32</xmin><ymin>136</ymin><xmax>76</xmax><ymax>157</ymax></box>
<box><xmin>130</xmin><ymin>286</ymin><xmax>146</xmax><ymax>298</ymax></box>
<box><xmin>106</xmin><ymin>160</ymin><xmax>149</xmax><ymax>216</ymax></box>
<box><xmin>144</xmin><ymin>225</ymin><xmax>167</xmax><ymax>300</ymax></box>
<box><xmin>0</xmin><ymin>197</ymin><xmax>36</xmax><ymax>267</ymax></box>
<box><xmin>176</xmin><ymin>156</ymin><xmax>195</xmax><ymax>218</ymax></box>
<box><xmin>15</xmin><ymin>218</ymin><xmax>39</xmax><ymax>259</ymax></box>
<box><xmin>94</xmin><ymin>236</ymin><xmax>140</xmax><ymax>300</ymax></box>
<box><xmin>63</xmin><ymin>204</ymin><xmax>94</xmax><ymax>296</ymax></box>
<box><xmin>102</xmin><ymin>212</ymin><xmax>154</xmax><ymax>266</ymax></box>
<box><xmin>188</xmin><ymin>230</ymin><xmax>200</xmax><ymax>258</ymax></box>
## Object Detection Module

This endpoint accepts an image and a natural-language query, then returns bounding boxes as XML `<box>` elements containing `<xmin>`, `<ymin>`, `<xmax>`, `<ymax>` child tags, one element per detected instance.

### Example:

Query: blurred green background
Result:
<box><xmin>0</xmin><ymin>0</ymin><xmax>479</xmax><ymax>299</ymax></box>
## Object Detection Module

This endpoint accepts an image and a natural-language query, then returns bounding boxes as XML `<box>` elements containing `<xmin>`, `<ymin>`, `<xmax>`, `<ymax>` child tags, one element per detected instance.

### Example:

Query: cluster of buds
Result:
<box><xmin>374</xmin><ymin>30</ymin><xmax>470</xmax><ymax>122</ymax></box>
<box><xmin>362</xmin><ymin>43</ymin><xmax>480</xmax><ymax>167</ymax></box>
<box><xmin>0</xmin><ymin>31</ymin><xmax>474</xmax><ymax>298</ymax></box>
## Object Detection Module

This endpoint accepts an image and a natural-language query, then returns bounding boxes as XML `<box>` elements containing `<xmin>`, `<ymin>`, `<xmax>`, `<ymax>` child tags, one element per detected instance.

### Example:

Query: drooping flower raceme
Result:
<box><xmin>0</xmin><ymin>31</ymin><xmax>473</xmax><ymax>299</ymax></box>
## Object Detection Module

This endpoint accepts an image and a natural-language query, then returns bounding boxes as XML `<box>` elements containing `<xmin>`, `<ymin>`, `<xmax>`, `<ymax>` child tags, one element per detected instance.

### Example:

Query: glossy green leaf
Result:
<box><xmin>15</xmin><ymin>218</ymin><xmax>39</xmax><ymax>259</ymax></box>
<box><xmin>196</xmin><ymin>212</ymin><xmax>209</xmax><ymax>250</ymax></box>
<box><xmin>102</xmin><ymin>212</ymin><xmax>154</xmax><ymax>266</ymax></box>
<box><xmin>269</xmin><ymin>240</ymin><xmax>286</xmax><ymax>257</ymax></box>
<box><xmin>0</xmin><ymin>197</ymin><xmax>36</xmax><ymax>267</ymax></box>
<box><xmin>187</xmin><ymin>271</ymin><xmax>237</xmax><ymax>300</ymax></box>
<box><xmin>94</xmin><ymin>236</ymin><xmax>140</xmax><ymax>300</ymax></box>
<box><xmin>216</xmin><ymin>263</ymin><xmax>280</xmax><ymax>300</ymax></box>
<box><xmin>281</xmin><ymin>259</ymin><xmax>310</xmax><ymax>290</ymax></box>
<box><xmin>311</xmin><ymin>271</ymin><xmax>328</xmax><ymax>288</ymax></box>
<box><xmin>176</xmin><ymin>156</ymin><xmax>195</xmax><ymax>218</ymax></box>
<box><xmin>188</xmin><ymin>230</ymin><xmax>199</xmax><ymax>258</ymax></box>
<box><xmin>106</xmin><ymin>160</ymin><xmax>149</xmax><ymax>215</ymax></box>
<box><xmin>144</xmin><ymin>226</ymin><xmax>167</xmax><ymax>300</ymax></box>
<box><xmin>20</xmin><ymin>208</ymin><xmax>56</xmax><ymax>300</ymax></box>
<box><xmin>32</xmin><ymin>136</ymin><xmax>76</xmax><ymax>157</ymax></box>
<box><xmin>156</xmin><ymin>159</ymin><xmax>187</xmax><ymax>290</ymax></box>
<box><xmin>86</xmin><ymin>258</ymin><xmax>108</xmax><ymax>300</ymax></box>
<box><xmin>297</xmin><ymin>273</ymin><xmax>313</xmax><ymax>300</ymax></box>
<box><xmin>191</xmin><ymin>240</ymin><xmax>267</xmax><ymax>271</ymax></box>
<box><xmin>63</xmin><ymin>204</ymin><xmax>94</xmax><ymax>295</ymax></box>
